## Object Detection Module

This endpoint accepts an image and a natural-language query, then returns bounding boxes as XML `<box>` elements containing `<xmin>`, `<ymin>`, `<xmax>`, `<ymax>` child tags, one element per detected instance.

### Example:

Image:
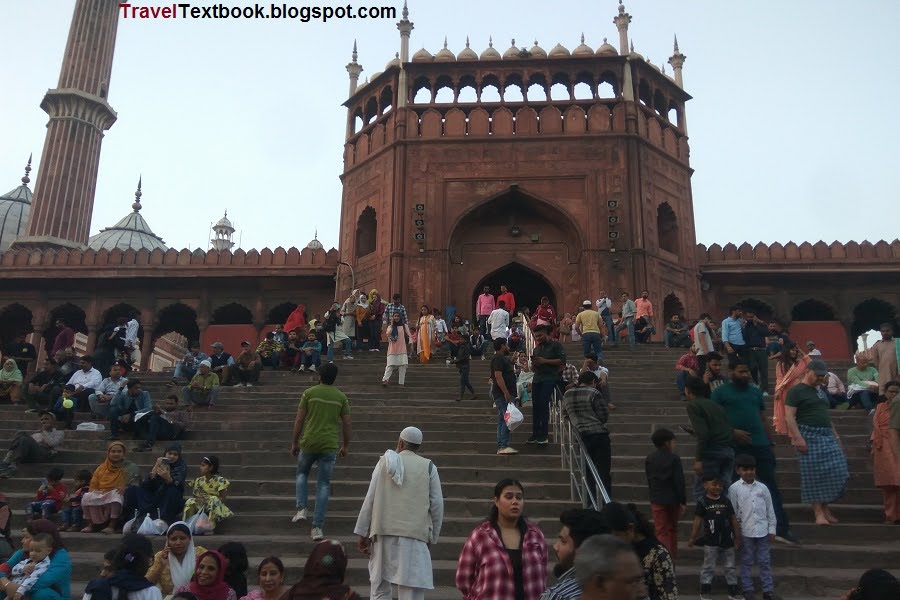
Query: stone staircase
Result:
<box><xmin>0</xmin><ymin>343</ymin><xmax>893</xmax><ymax>598</ymax></box>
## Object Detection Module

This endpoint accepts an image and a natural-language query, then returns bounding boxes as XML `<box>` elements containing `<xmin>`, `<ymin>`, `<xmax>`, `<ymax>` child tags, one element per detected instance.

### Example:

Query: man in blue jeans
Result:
<box><xmin>290</xmin><ymin>362</ymin><xmax>352</xmax><ymax>541</ymax></box>
<box><xmin>530</xmin><ymin>324</ymin><xmax>567</xmax><ymax>445</ymax></box>
<box><xmin>615</xmin><ymin>292</ymin><xmax>637</xmax><ymax>349</ymax></box>
<box><xmin>490</xmin><ymin>338</ymin><xmax>520</xmax><ymax>454</ymax></box>
<box><xmin>575</xmin><ymin>300</ymin><xmax>605</xmax><ymax>361</ymax></box>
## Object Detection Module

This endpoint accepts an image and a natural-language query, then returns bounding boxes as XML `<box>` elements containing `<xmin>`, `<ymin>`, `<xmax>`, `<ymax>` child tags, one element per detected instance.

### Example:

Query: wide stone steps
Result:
<box><xmin>2</xmin><ymin>343</ymin><xmax>891</xmax><ymax>597</ymax></box>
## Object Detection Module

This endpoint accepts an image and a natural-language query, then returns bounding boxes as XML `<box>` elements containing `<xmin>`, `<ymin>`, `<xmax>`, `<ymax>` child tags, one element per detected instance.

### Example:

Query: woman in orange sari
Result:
<box><xmin>773</xmin><ymin>342</ymin><xmax>810</xmax><ymax>438</ymax></box>
<box><xmin>416</xmin><ymin>305</ymin><xmax>435</xmax><ymax>364</ymax></box>
<box><xmin>871</xmin><ymin>380</ymin><xmax>900</xmax><ymax>523</ymax></box>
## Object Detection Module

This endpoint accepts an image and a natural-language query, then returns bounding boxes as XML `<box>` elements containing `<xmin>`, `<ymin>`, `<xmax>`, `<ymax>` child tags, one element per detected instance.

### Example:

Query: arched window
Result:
<box><xmin>657</xmin><ymin>203</ymin><xmax>679</xmax><ymax>255</ymax></box>
<box><xmin>210</xmin><ymin>303</ymin><xmax>253</xmax><ymax>325</ymax></box>
<box><xmin>355</xmin><ymin>206</ymin><xmax>377</xmax><ymax>258</ymax></box>
<box><xmin>791</xmin><ymin>299</ymin><xmax>837</xmax><ymax>321</ymax></box>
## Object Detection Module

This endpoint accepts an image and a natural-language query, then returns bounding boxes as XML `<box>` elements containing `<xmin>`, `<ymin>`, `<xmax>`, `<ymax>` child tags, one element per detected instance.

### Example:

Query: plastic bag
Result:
<box><xmin>504</xmin><ymin>402</ymin><xmax>524</xmax><ymax>431</ymax></box>
<box><xmin>186</xmin><ymin>509</ymin><xmax>215</xmax><ymax>535</ymax></box>
<box><xmin>123</xmin><ymin>510</ymin><xmax>167</xmax><ymax>536</ymax></box>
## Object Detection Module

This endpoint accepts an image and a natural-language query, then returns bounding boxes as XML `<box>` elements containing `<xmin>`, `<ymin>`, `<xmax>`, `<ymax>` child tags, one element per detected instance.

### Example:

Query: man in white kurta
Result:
<box><xmin>488</xmin><ymin>303</ymin><xmax>511</xmax><ymax>342</ymax></box>
<box><xmin>354</xmin><ymin>426</ymin><xmax>444</xmax><ymax>600</ymax></box>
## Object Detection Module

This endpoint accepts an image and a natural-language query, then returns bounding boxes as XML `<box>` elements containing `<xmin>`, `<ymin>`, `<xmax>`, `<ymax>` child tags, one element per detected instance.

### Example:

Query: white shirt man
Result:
<box><xmin>67</xmin><ymin>363</ymin><xmax>102</xmax><ymax>391</ymax></box>
<box><xmin>487</xmin><ymin>305</ymin><xmax>510</xmax><ymax>340</ymax></box>
<box><xmin>693</xmin><ymin>314</ymin><xmax>715</xmax><ymax>355</ymax></box>
<box><xmin>355</xmin><ymin>427</ymin><xmax>444</xmax><ymax>600</ymax></box>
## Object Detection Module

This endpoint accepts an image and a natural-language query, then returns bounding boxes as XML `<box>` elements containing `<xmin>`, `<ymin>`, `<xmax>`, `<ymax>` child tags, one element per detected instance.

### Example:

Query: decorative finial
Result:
<box><xmin>132</xmin><ymin>176</ymin><xmax>143</xmax><ymax>212</ymax></box>
<box><xmin>489</xmin><ymin>36</ymin><xmax>493</xmax><ymax>48</ymax></box>
<box><xmin>443</xmin><ymin>36</ymin><xmax>448</xmax><ymax>49</ymax></box>
<box><xmin>630</xmin><ymin>40</ymin><xmax>635</xmax><ymax>53</ymax></box>
<box><xmin>314</xmin><ymin>228</ymin><xmax>318</xmax><ymax>239</ymax></box>
<box><xmin>22</xmin><ymin>153</ymin><xmax>32</xmax><ymax>185</ymax></box>
<box><xmin>603</xmin><ymin>37</ymin><xmax>608</xmax><ymax>44</ymax></box>
<box><xmin>402</xmin><ymin>0</ymin><xmax>408</xmax><ymax>20</ymax></box>
<box><xmin>351</xmin><ymin>39</ymin><xmax>358</xmax><ymax>62</ymax></box>
<box><xmin>618</xmin><ymin>0</ymin><xmax>625</xmax><ymax>15</ymax></box>
<box><xmin>581</xmin><ymin>32</ymin><xmax>585</xmax><ymax>44</ymax></box>
<box><xmin>466</xmin><ymin>36</ymin><xmax>470</xmax><ymax>48</ymax></box>
<box><xmin>673</xmin><ymin>34</ymin><xmax>680</xmax><ymax>53</ymax></box>
<box><xmin>511</xmin><ymin>38</ymin><xmax>516</xmax><ymax>47</ymax></box>
<box><xmin>534</xmin><ymin>39</ymin><xmax>539</xmax><ymax>46</ymax></box>
<box><xmin>662</xmin><ymin>63</ymin><xmax>666</xmax><ymax>74</ymax></box>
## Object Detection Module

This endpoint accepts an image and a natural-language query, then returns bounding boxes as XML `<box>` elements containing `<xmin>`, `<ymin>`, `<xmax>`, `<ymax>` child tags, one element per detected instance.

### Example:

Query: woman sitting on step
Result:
<box><xmin>239</xmin><ymin>557</ymin><xmax>286</xmax><ymax>600</ymax></box>
<box><xmin>175</xmin><ymin>550</ymin><xmax>236</xmax><ymax>600</ymax></box>
<box><xmin>81</xmin><ymin>441</ymin><xmax>140</xmax><ymax>533</ymax></box>
<box><xmin>602</xmin><ymin>502</ymin><xmax>678</xmax><ymax>600</ymax></box>
<box><xmin>146</xmin><ymin>522</ymin><xmax>206</xmax><ymax>596</ymax></box>
<box><xmin>123</xmin><ymin>443</ymin><xmax>186</xmax><ymax>529</ymax></box>
<box><xmin>183</xmin><ymin>456</ymin><xmax>233</xmax><ymax>529</ymax></box>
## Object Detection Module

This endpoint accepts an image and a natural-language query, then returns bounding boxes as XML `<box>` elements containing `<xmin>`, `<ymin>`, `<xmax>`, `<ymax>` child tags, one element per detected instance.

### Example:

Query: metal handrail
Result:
<box><xmin>523</xmin><ymin>321</ymin><xmax>611</xmax><ymax>511</ymax></box>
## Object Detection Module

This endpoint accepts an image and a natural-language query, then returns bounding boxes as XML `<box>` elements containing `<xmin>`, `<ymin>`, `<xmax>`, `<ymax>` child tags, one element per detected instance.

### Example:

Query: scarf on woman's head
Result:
<box><xmin>0</xmin><ymin>359</ymin><xmax>22</xmax><ymax>383</ymax></box>
<box><xmin>188</xmin><ymin>550</ymin><xmax>233</xmax><ymax>600</ymax></box>
<box><xmin>284</xmin><ymin>540</ymin><xmax>356</xmax><ymax>600</ymax></box>
<box><xmin>166</xmin><ymin>521</ymin><xmax>197</xmax><ymax>589</ymax></box>
<box><xmin>26</xmin><ymin>518</ymin><xmax>65</xmax><ymax>551</ymax></box>
<box><xmin>165</xmin><ymin>443</ymin><xmax>187</xmax><ymax>488</ymax></box>
<box><xmin>92</xmin><ymin>441</ymin><xmax>129</xmax><ymax>491</ymax></box>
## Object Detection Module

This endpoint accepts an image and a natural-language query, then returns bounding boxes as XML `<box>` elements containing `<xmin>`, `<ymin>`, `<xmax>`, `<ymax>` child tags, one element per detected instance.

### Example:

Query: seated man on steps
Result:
<box><xmin>182</xmin><ymin>360</ymin><xmax>219</xmax><ymax>407</ymax></box>
<box><xmin>22</xmin><ymin>359</ymin><xmax>66</xmax><ymax>411</ymax></box>
<box><xmin>299</xmin><ymin>332</ymin><xmax>322</xmax><ymax>372</ymax></box>
<box><xmin>208</xmin><ymin>342</ymin><xmax>234</xmax><ymax>386</ymax></box>
<box><xmin>171</xmin><ymin>342</ymin><xmax>207</xmax><ymax>385</ymax></box>
<box><xmin>234</xmin><ymin>341</ymin><xmax>262</xmax><ymax>387</ymax></box>
<box><xmin>664</xmin><ymin>315</ymin><xmax>691</xmax><ymax>348</ymax></box>
<box><xmin>133</xmin><ymin>394</ymin><xmax>192</xmax><ymax>452</ymax></box>
<box><xmin>0</xmin><ymin>410</ymin><xmax>64</xmax><ymax>478</ymax></box>
<box><xmin>256</xmin><ymin>332</ymin><xmax>283</xmax><ymax>370</ymax></box>
<box><xmin>88</xmin><ymin>362</ymin><xmax>128</xmax><ymax>419</ymax></box>
<box><xmin>108</xmin><ymin>379</ymin><xmax>152</xmax><ymax>440</ymax></box>
<box><xmin>66</xmin><ymin>355</ymin><xmax>102</xmax><ymax>413</ymax></box>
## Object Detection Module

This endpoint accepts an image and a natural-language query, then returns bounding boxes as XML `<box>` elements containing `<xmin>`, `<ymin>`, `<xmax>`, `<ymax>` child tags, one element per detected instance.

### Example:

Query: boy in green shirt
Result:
<box><xmin>290</xmin><ymin>363</ymin><xmax>352</xmax><ymax>541</ymax></box>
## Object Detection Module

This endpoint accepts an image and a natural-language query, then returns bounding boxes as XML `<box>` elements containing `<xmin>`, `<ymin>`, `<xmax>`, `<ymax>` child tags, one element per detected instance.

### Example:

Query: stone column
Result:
<box><xmin>14</xmin><ymin>0</ymin><xmax>120</xmax><ymax>249</ymax></box>
<box><xmin>140</xmin><ymin>324</ymin><xmax>155</xmax><ymax>372</ymax></box>
<box><xmin>613</xmin><ymin>1</ymin><xmax>632</xmax><ymax>56</ymax></box>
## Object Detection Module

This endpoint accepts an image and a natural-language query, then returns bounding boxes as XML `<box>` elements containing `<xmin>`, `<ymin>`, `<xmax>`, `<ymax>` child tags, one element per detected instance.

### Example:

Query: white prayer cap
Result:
<box><xmin>400</xmin><ymin>426</ymin><xmax>423</xmax><ymax>445</ymax></box>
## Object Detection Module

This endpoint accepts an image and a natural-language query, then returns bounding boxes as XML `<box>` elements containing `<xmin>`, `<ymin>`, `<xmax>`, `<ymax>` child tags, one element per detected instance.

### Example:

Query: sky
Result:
<box><xmin>1</xmin><ymin>0</ymin><xmax>898</xmax><ymax>253</ymax></box>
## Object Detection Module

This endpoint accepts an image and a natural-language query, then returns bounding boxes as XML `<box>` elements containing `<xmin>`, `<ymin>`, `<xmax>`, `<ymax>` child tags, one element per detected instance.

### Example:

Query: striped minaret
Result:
<box><xmin>14</xmin><ymin>0</ymin><xmax>119</xmax><ymax>249</ymax></box>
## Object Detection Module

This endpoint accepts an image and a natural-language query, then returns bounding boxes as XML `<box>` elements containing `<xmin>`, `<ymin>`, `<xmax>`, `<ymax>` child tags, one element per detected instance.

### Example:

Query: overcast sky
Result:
<box><xmin>1</xmin><ymin>1</ymin><xmax>898</xmax><ymax>252</ymax></box>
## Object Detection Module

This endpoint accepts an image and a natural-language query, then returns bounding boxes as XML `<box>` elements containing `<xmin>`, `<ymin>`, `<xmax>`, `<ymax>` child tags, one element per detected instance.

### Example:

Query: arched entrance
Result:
<box><xmin>447</xmin><ymin>185</ymin><xmax>584</xmax><ymax>316</ymax></box>
<box><xmin>851</xmin><ymin>298</ymin><xmax>898</xmax><ymax>351</ymax></box>
<box><xmin>472</xmin><ymin>263</ymin><xmax>556</xmax><ymax>319</ymax></box>
<box><xmin>0</xmin><ymin>303</ymin><xmax>34</xmax><ymax>346</ymax></box>
<box><xmin>663</xmin><ymin>294</ymin><xmax>685</xmax><ymax>321</ymax></box>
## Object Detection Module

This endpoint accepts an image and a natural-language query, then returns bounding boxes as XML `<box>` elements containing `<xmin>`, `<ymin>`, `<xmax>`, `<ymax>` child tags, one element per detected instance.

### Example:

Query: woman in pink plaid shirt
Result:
<box><xmin>456</xmin><ymin>479</ymin><xmax>548</xmax><ymax>600</ymax></box>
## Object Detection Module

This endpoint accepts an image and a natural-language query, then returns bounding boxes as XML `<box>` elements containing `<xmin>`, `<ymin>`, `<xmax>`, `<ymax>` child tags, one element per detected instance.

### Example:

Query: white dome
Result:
<box><xmin>573</xmin><ymin>34</ymin><xmax>593</xmax><ymax>56</ymax></box>
<box><xmin>597</xmin><ymin>37</ymin><xmax>618</xmax><ymax>56</ymax></box>
<box><xmin>0</xmin><ymin>159</ymin><xmax>32</xmax><ymax>252</ymax></box>
<box><xmin>529</xmin><ymin>41</ymin><xmax>547</xmax><ymax>58</ymax></box>
<box><xmin>549</xmin><ymin>43</ymin><xmax>570</xmax><ymax>57</ymax></box>
<box><xmin>412</xmin><ymin>48</ymin><xmax>433</xmax><ymax>62</ymax></box>
<box><xmin>503</xmin><ymin>40</ymin><xmax>520</xmax><ymax>59</ymax></box>
<box><xmin>306</xmin><ymin>236</ymin><xmax>323</xmax><ymax>251</ymax></box>
<box><xmin>435</xmin><ymin>38</ymin><xmax>456</xmax><ymax>61</ymax></box>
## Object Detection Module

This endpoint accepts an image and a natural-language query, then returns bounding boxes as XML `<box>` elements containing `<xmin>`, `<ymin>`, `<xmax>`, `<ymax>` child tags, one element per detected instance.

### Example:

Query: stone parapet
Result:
<box><xmin>0</xmin><ymin>245</ymin><xmax>339</xmax><ymax>277</ymax></box>
<box><xmin>696</xmin><ymin>240</ymin><xmax>900</xmax><ymax>269</ymax></box>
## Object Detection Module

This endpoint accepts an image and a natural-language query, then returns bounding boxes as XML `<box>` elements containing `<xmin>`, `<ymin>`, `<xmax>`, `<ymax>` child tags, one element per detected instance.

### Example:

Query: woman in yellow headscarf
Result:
<box><xmin>81</xmin><ymin>441</ymin><xmax>140</xmax><ymax>533</ymax></box>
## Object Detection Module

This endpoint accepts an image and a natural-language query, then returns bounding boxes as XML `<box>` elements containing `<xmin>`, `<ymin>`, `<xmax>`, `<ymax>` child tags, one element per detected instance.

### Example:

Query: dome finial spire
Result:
<box><xmin>131</xmin><ymin>175</ymin><xmax>143</xmax><ymax>212</ymax></box>
<box><xmin>466</xmin><ymin>36</ymin><xmax>470</xmax><ymax>48</ymax></box>
<box><xmin>402</xmin><ymin>0</ymin><xmax>408</xmax><ymax>20</ymax></box>
<box><xmin>352</xmin><ymin>39</ymin><xmax>358</xmax><ymax>63</ymax></box>
<box><xmin>22</xmin><ymin>153</ymin><xmax>32</xmax><ymax>185</ymax></box>
<box><xmin>443</xmin><ymin>35</ymin><xmax>448</xmax><ymax>49</ymax></box>
<box><xmin>673</xmin><ymin>34</ymin><xmax>680</xmax><ymax>53</ymax></box>
<box><xmin>489</xmin><ymin>36</ymin><xmax>494</xmax><ymax>47</ymax></box>
<box><xmin>581</xmin><ymin>32</ymin><xmax>585</xmax><ymax>44</ymax></box>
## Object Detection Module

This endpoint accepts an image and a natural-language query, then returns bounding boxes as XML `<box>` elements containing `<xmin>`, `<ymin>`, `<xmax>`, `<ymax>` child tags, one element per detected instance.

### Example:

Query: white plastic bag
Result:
<box><xmin>123</xmin><ymin>510</ymin><xmax>167</xmax><ymax>536</ymax></box>
<box><xmin>504</xmin><ymin>402</ymin><xmax>524</xmax><ymax>431</ymax></box>
<box><xmin>186</xmin><ymin>509</ymin><xmax>215</xmax><ymax>535</ymax></box>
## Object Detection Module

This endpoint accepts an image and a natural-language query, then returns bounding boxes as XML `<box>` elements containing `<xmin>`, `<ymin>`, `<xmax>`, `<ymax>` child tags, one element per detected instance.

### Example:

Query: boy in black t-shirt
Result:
<box><xmin>689</xmin><ymin>475</ymin><xmax>742</xmax><ymax>600</ymax></box>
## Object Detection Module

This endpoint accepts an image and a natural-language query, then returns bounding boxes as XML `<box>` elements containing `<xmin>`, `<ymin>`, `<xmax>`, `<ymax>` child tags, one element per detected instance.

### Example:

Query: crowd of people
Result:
<box><xmin>0</xmin><ymin>288</ymin><xmax>898</xmax><ymax>600</ymax></box>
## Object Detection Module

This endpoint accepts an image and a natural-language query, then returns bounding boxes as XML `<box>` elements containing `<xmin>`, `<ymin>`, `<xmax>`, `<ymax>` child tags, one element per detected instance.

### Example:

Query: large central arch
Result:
<box><xmin>447</xmin><ymin>185</ymin><xmax>583</xmax><ymax>315</ymax></box>
<box><xmin>471</xmin><ymin>263</ymin><xmax>556</xmax><ymax>318</ymax></box>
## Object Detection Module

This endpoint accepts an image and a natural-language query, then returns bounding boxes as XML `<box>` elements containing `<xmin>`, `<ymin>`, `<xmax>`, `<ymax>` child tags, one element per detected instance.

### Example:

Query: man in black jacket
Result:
<box><xmin>645</xmin><ymin>427</ymin><xmax>686</xmax><ymax>559</ymax></box>
<box><xmin>742</xmin><ymin>309</ymin><xmax>771</xmax><ymax>394</ymax></box>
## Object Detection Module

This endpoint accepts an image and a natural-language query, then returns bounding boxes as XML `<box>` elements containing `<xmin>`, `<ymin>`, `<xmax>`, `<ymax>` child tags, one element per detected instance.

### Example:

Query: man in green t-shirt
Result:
<box><xmin>785</xmin><ymin>360</ymin><xmax>848</xmax><ymax>526</ymax></box>
<box><xmin>712</xmin><ymin>359</ymin><xmax>797</xmax><ymax>544</ymax></box>
<box><xmin>290</xmin><ymin>362</ymin><xmax>352</xmax><ymax>541</ymax></box>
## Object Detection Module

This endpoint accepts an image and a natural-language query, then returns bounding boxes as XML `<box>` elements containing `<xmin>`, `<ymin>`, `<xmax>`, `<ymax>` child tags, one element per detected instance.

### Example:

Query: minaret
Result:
<box><xmin>668</xmin><ymin>35</ymin><xmax>687</xmax><ymax>88</ymax></box>
<box><xmin>345</xmin><ymin>40</ymin><xmax>364</xmax><ymax>137</ymax></box>
<box><xmin>210</xmin><ymin>211</ymin><xmax>235</xmax><ymax>251</ymax></box>
<box><xmin>613</xmin><ymin>0</ymin><xmax>632</xmax><ymax>56</ymax></box>
<box><xmin>396</xmin><ymin>0</ymin><xmax>414</xmax><ymax>108</ymax></box>
<box><xmin>346</xmin><ymin>40</ymin><xmax>363</xmax><ymax>97</ymax></box>
<box><xmin>15</xmin><ymin>0</ymin><xmax>120</xmax><ymax>249</ymax></box>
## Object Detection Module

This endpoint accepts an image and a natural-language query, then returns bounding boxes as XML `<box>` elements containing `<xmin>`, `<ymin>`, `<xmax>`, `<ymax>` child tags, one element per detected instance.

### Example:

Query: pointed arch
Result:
<box><xmin>0</xmin><ymin>303</ymin><xmax>34</xmax><ymax>346</ymax></box>
<box><xmin>210</xmin><ymin>302</ymin><xmax>253</xmax><ymax>325</ymax></box>
<box><xmin>355</xmin><ymin>206</ymin><xmax>377</xmax><ymax>258</ymax></box>
<box><xmin>791</xmin><ymin>298</ymin><xmax>837</xmax><ymax>322</ymax></box>
<box><xmin>154</xmin><ymin>303</ymin><xmax>200</xmax><ymax>345</ymax></box>
<box><xmin>851</xmin><ymin>298</ymin><xmax>898</xmax><ymax>350</ymax></box>
<box><xmin>656</xmin><ymin>202</ymin><xmax>679</xmax><ymax>255</ymax></box>
<box><xmin>472</xmin><ymin>262</ymin><xmax>555</xmax><ymax>318</ymax></box>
